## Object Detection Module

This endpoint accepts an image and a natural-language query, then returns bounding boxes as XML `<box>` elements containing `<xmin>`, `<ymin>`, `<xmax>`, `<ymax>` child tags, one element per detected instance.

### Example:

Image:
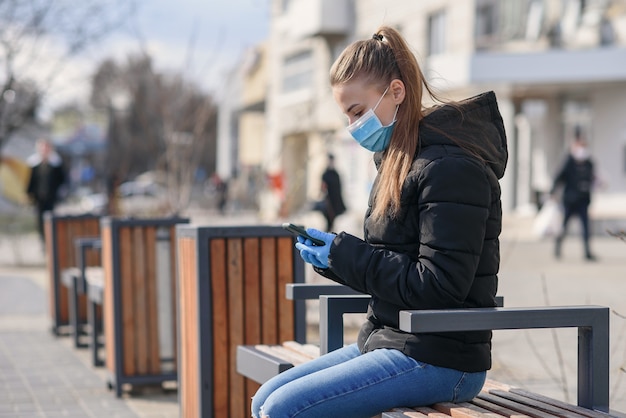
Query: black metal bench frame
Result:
<box><xmin>237</xmin><ymin>287</ymin><xmax>610</xmax><ymax>413</ymax></box>
<box><xmin>86</xmin><ymin>265</ymin><xmax>105</xmax><ymax>367</ymax></box>
<box><xmin>60</xmin><ymin>237</ymin><xmax>102</xmax><ymax>349</ymax></box>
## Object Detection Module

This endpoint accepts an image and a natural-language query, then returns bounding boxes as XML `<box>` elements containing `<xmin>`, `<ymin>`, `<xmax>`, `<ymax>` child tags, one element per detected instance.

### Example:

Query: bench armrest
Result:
<box><xmin>318</xmin><ymin>295</ymin><xmax>372</xmax><ymax>354</ymax></box>
<box><xmin>286</xmin><ymin>283</ymin><xmax>364</xmax><ymax>300</ymax></box>
<box><xmin>85</xmin><ymin>267</ymin><xmax>105</xmax><ymax>304</ymax></box>
<box><xmin>74</xmin><ymin>237</ymin><xmax>102</xmax><ymax>250</ymax></box>
<box><xmin>314</xmin><ymin>293</ymin><xmax>502</xmax><ymax>355</ymax></box>
<box><xmin>398</xmin><ymin>306</ymin><xmax>609</xmax><ymax>412</ymax></box>
<box><xmin>74</xmin><ymin>237</ymin><xmax>102</xmax><ymax>283</ymax></box>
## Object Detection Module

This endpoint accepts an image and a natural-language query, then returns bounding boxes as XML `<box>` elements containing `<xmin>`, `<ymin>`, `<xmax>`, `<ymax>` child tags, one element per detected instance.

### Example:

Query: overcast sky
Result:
<box><xmin>128</xmin><ymin>0</ymin><xmax>270</xmax><ymax>90</ymax></box>
<box><xmin>43</xmin><ymin>0</ymin><xmax>270</xmax><ymax>116</ymax></box>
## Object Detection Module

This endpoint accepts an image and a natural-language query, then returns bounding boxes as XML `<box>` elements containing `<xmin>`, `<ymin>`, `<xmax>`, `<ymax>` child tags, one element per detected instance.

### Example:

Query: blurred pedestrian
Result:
<box><xmin>551</xmin><ymin>127</ymin><xmax>597</xmax><ymax>261</ymax></box>
<box><xmin>26</xmin><ymin>138</ymin><xmax>67</xmax><ymax>246</ymax></box>
<box><xmin>315</xmin><ymin>153</ymin><xmax>346</xmax><ymax>231</ymax></box>
<box><xmin>210</xmin><ymin>173</ymin><xmax>228</xmax><ymax>214</ymax></box>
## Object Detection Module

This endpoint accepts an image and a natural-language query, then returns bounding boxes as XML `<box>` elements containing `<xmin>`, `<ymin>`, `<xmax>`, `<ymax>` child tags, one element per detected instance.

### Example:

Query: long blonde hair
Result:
<box><xmin>330</xmin><ymin>26</ymin><xmax>439</xmax><ymax>220</ymax></box>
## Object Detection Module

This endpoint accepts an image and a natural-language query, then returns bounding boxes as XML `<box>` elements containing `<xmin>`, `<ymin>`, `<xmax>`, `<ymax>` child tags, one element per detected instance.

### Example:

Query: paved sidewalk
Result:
<box><xmin>0</xmin><ymin>256</ymin><xmax>178</xmax><ymax>417</ymax></box>
<box><xmin>0</xmin><ymin>274</ymin><xmax>145</xmax><ymax>417</ymax></box>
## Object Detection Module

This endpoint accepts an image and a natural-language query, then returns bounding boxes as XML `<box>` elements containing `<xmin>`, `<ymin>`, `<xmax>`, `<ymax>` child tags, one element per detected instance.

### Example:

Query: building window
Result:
<box><xmin>282</xmin><ymin>50</ymin><xmax>313</xmax><ymax>93</ymax></box>
<box><xmin>282</xmin><ymin>0</ymin><xmax>294</xmax><ymax>13</ymax></box>
<box><xmin>475</xmin><ymin>0</ymin><xmax>498</xmax><ymax>48</ymax></box>
<box><xmin>427</xmin><ymin>10</ymin><xmax>446</xmax><ymax>56</ymax></box>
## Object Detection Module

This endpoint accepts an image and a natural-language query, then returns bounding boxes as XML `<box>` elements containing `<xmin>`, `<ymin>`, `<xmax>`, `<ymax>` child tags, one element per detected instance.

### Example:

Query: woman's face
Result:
<box><xmin>332</xmin><ymin>78</ymin><xmax>399</xmax><ymax>127</ymax></box>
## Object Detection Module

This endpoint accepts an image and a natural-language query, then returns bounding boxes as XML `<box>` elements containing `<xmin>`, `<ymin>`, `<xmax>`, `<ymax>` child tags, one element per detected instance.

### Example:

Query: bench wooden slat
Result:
<box><xmin>282</xmin><ymin>341</ymin><xmax>320</xmax><ymax>359</ymax></box>
<box><xmin>483</xmin><ymin>380</ymin><xmax>514</xmax><ymax>392</ymax></box>
<box><xmin>415</xmin><ymin>406</ymin><xmax>459</xmax><ymax>418</ymax></box>
<box><xmin>470</xmin><ymin>397</ymin><xmax>535</xmax><ymax>418</ymax></box>
<box><xmin>386</xmin><ymin>400</ymin><xmax>532</xmax><ymax>418</ymax></box>
<box><xmin>476</xmin><ymin>393</ymin><xmax>558</xmax><ymax>418</ymax></box>
<box><xmin>254</xmin><ymin>344</ymin><xmax>314</xmax><ymax>366</ymax></box>
<box><xmin>507</xmin><ymin>389</ymin><xmax>611</xmax><ymax>418</ymax></box>
<box><xmin>488</xmin><ymin>390</ymin><xmax>590</xmax><ymax>418</ymax></box>
<box><xmin>388</xmin><ymin>407</ymin><xmax>429</xmax><ymax>417</ymax></box>
<box><xmin>433</xmin><ymin>401</ymin><xmax>513</xmax><ymax>418</ymax></box>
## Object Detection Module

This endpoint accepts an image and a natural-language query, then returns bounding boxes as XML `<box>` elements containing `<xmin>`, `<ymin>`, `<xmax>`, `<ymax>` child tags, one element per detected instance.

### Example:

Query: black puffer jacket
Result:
<box><xmin>317</xmin><ymin>91</ymin><xmax>508</xmax><ymax>372</ymax></box>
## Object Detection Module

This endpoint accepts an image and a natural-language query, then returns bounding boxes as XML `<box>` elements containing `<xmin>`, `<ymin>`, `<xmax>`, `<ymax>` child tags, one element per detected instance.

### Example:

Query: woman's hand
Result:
<box><xmin>295</xmin><ymin>228</ymin><xmax>336</xmax><ymax>269</ymax></box>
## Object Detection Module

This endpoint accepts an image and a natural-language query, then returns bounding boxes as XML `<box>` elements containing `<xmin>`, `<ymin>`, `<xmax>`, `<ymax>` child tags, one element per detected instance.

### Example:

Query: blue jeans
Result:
<box><xmin>251</xmin><ymin>344</ymin><xmax>486</xmax><ymax>418</ymax></box>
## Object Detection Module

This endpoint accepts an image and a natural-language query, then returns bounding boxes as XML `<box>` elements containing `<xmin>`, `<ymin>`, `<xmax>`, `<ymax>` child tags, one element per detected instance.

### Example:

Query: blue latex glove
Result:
<box><xmin>295</xmin><ymin>228</ymin><xmax>336</xmax><ymax>269</ymax></box>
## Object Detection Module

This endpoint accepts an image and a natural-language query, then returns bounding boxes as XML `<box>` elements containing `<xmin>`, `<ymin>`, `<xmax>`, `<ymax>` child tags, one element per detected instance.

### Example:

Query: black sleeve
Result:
<box><xmin>325</xmin><ymin>157</ymin><xmax>491</xmax><ymax>309</ymax></box>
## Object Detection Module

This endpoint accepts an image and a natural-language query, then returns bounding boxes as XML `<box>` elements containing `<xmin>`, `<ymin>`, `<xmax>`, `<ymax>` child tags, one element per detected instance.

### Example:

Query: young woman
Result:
<box><xmin>252</xmin><ymin>26</ymin><xmax>508</xmax><ymax>418</ymax></box>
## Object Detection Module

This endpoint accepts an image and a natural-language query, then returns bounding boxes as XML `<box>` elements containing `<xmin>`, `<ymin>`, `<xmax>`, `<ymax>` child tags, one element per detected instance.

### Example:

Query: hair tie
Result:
<box><xmin>372</xmin><ymin>33</ymin><xmax>383</xmax><ymax>41</ymax></box>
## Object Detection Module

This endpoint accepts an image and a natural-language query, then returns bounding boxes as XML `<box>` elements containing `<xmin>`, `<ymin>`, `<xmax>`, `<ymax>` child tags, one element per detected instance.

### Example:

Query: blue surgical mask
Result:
<box><xmin>347</xmin><ymin>86</ymin><xmax>398</xmax><ymax>152</ymax></box>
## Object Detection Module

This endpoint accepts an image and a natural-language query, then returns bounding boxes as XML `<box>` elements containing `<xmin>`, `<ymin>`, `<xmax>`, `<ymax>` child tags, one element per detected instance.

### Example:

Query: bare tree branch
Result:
<box><xmin>0</xmin><ymin>0</ymin><xmax>136</xmax><ymax>154</ymax></box>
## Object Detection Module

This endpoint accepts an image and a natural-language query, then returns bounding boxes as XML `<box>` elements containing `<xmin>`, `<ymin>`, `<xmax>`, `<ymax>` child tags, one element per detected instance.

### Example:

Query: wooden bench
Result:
<box><xmin>175</xmin><ymin>225</ymin><xmax>307</xmax><ymax>418</ymax></box>
<box><xmin>60</xmin><ymin>236</ymin><xmax>102</xmax><ymax>348</ymax></box>
<box><xmin>237</xmin><ymin>285</ymin><xmax>499</xmax><ymax>378</ymax></box>
<box><xmin>100</xmin><ymin>216</ymin><xmax>189</xmax><ymax>396</ymax></box>
<box><xmin>44</xmin><ymin>213</ymin><xmax>101</xmax><ymax>336</ymax></box>
<box><xmin>237</xmin><ymin>292</ymin><xmax>613</xmax><ymax>416</ymax></box>
<box><xmin>85</xmin><ymin>265</ymin><xmax>105</xmax><ymax>367</ymax></box>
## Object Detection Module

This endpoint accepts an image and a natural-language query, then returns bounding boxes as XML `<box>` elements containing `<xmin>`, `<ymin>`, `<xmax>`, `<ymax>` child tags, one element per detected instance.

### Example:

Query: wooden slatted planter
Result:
<box><xmin>100</xmin><ymin>217</ymin><xmax>189</xmax><ymax>396</ymax></box>
<box><xmin>44</xmin><ymin>213</ymin><xmax>101</xmax><ymax>335</ymax></box>
<box><xmin>176</xmin><ymin>225</ymin><xmax>306</xmax><ymax>418</ymax></box>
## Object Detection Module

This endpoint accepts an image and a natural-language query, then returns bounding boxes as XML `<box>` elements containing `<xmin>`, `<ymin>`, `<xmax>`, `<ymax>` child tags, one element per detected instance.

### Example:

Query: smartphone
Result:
<box><xmin>281</xmin><ymin>223</ymin><xmax>325</xmax><ymax>246</ymax></box>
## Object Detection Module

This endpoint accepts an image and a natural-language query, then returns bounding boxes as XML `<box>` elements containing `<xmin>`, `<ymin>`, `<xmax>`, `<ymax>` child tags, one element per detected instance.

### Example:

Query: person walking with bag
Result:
<box><xmin>251</xmin><ymin>26</ymin><xmax>508</xmax><ymax>418</ymax></box>
<box><xmin>551</xmin><ymin>127</ymin><xmax>597</xmax><ymax>261</ymax></box>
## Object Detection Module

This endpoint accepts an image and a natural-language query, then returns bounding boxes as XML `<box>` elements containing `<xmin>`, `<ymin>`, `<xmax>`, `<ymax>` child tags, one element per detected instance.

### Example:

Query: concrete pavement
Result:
<box><xmin>0</xmin><ymin>237</ymin><xmax>178</xmax><ymax>417</ymax></box>
<box><xmin>1</xmin><ymin>211</ymin><xmax>625</xmax><ymax>415</ymax></box>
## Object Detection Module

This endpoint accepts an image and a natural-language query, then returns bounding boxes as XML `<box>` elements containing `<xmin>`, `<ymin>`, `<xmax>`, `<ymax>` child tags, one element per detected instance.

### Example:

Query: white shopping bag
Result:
<box><xmin>532</xmin><ymin>199</ymin><xmax>563</xmax><ymax>238</ymax></box>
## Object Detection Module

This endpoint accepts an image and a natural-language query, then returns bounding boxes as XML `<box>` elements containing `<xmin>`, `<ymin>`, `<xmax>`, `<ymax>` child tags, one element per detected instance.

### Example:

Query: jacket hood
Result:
<box><xmin>419</xmin><ymin>91</ymin><xmax>508</xmax><ymax>179</ymax></box>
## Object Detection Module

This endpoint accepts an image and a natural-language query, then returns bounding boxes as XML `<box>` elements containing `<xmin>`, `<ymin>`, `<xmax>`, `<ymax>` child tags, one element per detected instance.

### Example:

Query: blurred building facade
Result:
<box><xmin>216</xmin><ymin>43</ymin><xmax>270</xmax><ymax>212</ymax></box>
<box><xmin>222</xmin><ymin>0</ymin><xmax>626</xmax><ymax>225</ymax></box>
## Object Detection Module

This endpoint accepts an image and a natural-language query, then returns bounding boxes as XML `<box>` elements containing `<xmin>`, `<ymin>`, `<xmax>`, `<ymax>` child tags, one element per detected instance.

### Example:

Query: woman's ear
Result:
<box><xmin>390</xmin><ymin>79</ymin><xmax>405</xmax><ymax>104</ymax></box>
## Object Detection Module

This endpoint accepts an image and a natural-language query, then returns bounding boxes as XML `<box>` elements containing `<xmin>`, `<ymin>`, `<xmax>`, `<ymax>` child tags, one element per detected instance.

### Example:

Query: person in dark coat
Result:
<box><xmin>317</xmin><ymin>153</ymin><xmax>346</xmax><ymax>231</ymax></box>
<box><xmin>251</xmin><ymin>26</ymin><xmax>508</xmax><ymax>418</ymax></box>
<box><xmin>26</xmin><ymin>138</ymin><xmax>67</xmax><ymax>245</ymax></box>
<box><xmin>551</xmin><ymin>127</ymin><xmax>596</xmax><ymax>261</ymax></box>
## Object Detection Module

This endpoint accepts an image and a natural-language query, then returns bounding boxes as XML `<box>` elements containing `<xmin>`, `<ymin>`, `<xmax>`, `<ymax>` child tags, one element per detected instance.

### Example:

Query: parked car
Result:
<box><xmin>117</xmin><ymin>180</ymin><xmax>169</xmax><ymax>216</ymax></box>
